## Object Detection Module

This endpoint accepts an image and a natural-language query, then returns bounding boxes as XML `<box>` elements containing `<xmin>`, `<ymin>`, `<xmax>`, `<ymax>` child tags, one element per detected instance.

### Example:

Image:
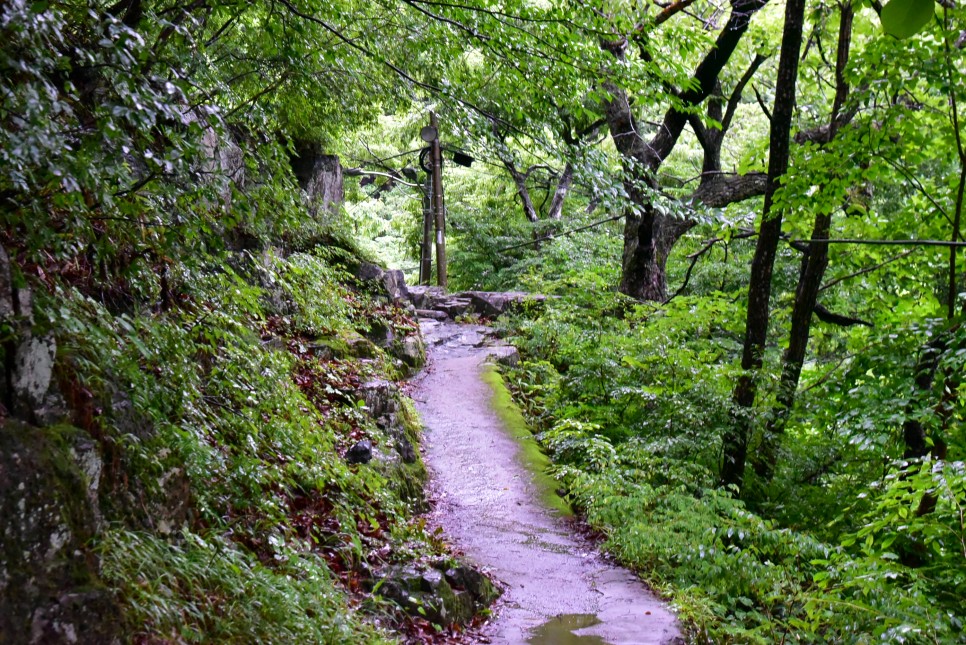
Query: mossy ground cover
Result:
<box><xmin>481</xmin><ymin>364</ymin><xmax>573</xmax><ymax>518</ymax></box>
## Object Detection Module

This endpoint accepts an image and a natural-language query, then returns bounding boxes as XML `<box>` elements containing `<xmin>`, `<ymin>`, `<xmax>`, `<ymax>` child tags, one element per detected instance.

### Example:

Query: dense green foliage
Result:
<box><xmin>0</xmin><ymin>0</ymin><xmax>455</xmax><ymax>641</ymax></box>
<box><xmin>498</xmin><ymin>281</ymin><xmax>964</xmax><ymax>641</ymax></box>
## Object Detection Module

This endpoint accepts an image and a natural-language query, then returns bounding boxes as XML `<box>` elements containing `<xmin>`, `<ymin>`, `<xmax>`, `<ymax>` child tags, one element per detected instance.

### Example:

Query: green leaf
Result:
<box><xmin>880</xmin><ymin>0</ymin><xmax>934</xmax><ymax>39</ymax></box>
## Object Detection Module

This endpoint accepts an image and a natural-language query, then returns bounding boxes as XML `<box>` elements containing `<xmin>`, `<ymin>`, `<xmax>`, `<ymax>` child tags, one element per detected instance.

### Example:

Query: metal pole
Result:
<box><xmin>419</xmin><ymin>173</ymin><xmax>433</xmax><ymax>285</ymax></box>
<box><xmin>430</xmin><ymin>112</ymin><xmax>447</xmax><ymax>288</ymax></box>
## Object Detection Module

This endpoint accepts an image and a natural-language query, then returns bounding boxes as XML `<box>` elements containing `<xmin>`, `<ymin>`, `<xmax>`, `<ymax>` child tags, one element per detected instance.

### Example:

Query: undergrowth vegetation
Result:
<box><xmin>6</xmin><ymin>0</ymin><xmax>966</xmax><ymax>641</ymax></box>
<box><xmin>0</xmin><ymin>2</ymin><xmax>472</xmax><ymax>640</ymax></box>
<box><xmin>495</xmin><ymin>236</ymin><xmax>966</xmax><ymax>642</ymax></box>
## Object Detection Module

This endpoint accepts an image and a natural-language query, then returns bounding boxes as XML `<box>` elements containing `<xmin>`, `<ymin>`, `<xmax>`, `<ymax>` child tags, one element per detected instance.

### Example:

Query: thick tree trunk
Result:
<box><xmin>619</xmin><ymin>206</ymin><xmax>695</xmax><ymax>301</ymax></box>
<box><xmin>722</xmin><ymin>0</ymin><xmax>807</xmax><ymax>491</ymax></box>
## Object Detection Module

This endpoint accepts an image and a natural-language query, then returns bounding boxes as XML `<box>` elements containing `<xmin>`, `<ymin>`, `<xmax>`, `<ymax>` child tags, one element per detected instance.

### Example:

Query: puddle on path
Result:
<box><xmin>413</xmin><ymin>320</ymin><xmax>681</xmax><ymax>645</ymax></box>
<box><xmin>528</xmin><ymin>614</ymin><xmax>608</xmax><ymax>644</ymax></box>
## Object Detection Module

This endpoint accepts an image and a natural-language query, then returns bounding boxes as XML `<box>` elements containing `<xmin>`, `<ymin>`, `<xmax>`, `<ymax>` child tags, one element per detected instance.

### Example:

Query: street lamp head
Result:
<box><xmin>452</xmin><ymin>151</ymin><xmax>474</xmax><ymax>167</ymax></box>
<box><xmin>420</xmin><ymin>126</ymin><xmax>438</xmax><ymax>142</ymax></box>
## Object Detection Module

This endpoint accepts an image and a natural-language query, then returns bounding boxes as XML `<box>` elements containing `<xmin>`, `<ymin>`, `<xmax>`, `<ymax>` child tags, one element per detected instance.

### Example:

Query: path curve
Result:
<box><xmin>412</xmin><ymin>320</ymin><xmax>681</xmax><ymax>645</ymax></box>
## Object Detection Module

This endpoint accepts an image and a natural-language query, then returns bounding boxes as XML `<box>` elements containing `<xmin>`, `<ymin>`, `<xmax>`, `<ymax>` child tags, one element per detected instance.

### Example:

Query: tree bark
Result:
<box><xmin>722</xmin><ymin>0</ymin><xmax>807</xmax><ymax>491</ymax></box>
<box><xmin>504</xmin><ymin>161</ymin><xmax>540</xmax><ymax>225</ymax></box>
<box><xmin>903</xmin><ymin>337</ymin><xmax>947</xmax><ymax>459</ymax></box>
<box><xmin>752</xmin><ymin>213</ymin><xmax>831</xmax><ymax>480</ymax></box>
<box><xmin>547</xmin><ymin>162</ymin><xmax>574</xmax><ymax>221</ymax></box>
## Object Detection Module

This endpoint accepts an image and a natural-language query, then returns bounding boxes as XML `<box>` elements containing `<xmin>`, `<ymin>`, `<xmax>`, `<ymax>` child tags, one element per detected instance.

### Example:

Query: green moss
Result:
<box><xmin>376</xmin><ymin>458</ymin><xmax>427</xmax><ymax>509</ymax></box>
<box><xmin>374</xmin><ymin>398</ymin><xmax>428</xmax><ymax>508</ymax></box>
<box><xmin>481</xmin><ymin>365</ymin><xmax>573</xmax><ymax>517</ymax></box>
<box><xmin>397</xmin><ymin>398</ymin><xmax>423</xmax><ymax>448</ymax></box>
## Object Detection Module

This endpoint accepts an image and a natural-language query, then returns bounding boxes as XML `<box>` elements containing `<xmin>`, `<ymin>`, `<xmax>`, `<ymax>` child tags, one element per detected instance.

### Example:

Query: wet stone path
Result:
<box><xmin>412</xmin><ymin>320</ymin><xmax>681</xmax><ymax>645</ymax></box>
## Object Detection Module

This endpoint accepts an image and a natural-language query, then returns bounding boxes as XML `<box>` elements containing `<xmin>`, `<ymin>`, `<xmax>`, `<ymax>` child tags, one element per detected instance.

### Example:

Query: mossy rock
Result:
<box><xmin>376</xmin><ymin>561</ymin><xmax>499</xmax><ymax>627</ymax></box>
<box><xmin>392</xmin><ymin>334</ymin><xmax>425</xmax><ymax>377</ymax></box>
<box><xmin>0</xmin><ymin>421</ymin><xmax>120</xmax><ymax>644</ymax></box>
<box><xmin>310</xmin><ymin>331</ymin><xmax>379</xmax><ymax>361</ymax></box>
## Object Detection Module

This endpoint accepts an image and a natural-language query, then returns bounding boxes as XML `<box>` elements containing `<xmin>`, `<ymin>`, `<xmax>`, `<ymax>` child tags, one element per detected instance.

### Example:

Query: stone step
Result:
<box><xmin>415</xmin><ymin>309</ymin><xmax>448</xmax><ymax>320</ymax></box>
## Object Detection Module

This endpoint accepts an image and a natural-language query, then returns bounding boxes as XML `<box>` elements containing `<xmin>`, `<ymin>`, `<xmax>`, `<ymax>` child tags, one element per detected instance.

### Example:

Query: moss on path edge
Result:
<box><xmin>480</xmin><ymin>364</ymin><xmax>573</xmax><ymax>518</ymax></box>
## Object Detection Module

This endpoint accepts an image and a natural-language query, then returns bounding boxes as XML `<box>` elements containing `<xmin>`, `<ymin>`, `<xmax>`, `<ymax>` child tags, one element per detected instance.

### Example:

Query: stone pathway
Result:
<box><xmin>412</xmin><ymin>319</ymin><xmax>681</xmax><ymax>645</ymax></box>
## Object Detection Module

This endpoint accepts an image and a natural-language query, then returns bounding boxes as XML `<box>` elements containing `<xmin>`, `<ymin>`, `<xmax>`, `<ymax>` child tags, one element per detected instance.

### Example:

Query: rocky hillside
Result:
<box><xmin>0</xmin><ymin>225</ymin><xmax>506</xmax><ymax>643</ymax></box>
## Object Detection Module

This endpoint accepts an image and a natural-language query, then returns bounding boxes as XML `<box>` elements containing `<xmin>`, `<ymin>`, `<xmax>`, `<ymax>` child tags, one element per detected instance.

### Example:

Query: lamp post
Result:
<box><xmin>420</xmin><ymin>113</ymin><xmax>447</xmax><ymax>288</ymax></box>
<box><xmin>430</xmin><ymin>113</ymin><xmax>447</xmax><ymax>289</ymax></box>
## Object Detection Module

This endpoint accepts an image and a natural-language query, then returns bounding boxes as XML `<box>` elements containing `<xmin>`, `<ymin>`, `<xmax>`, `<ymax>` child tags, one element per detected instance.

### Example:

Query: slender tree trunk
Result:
<box><xmin>722</xmin><ymin>0</ymin><xmax>807</xmax><ymax>491</ymax></box>
<box><xmin>900</xmin><ymin>338</ymin><xmax>957</xmax><ymax>565</ymax></box>
<box><xmin>547</xmin><ymin>162</ymin><xmax>573</xmax><ymax>221</ymax></box>
<box><xmin>504</xmin><ymin>161</ymin><xmax>544</xmax><ymax>248</ymax></box>
<box><xmin>903</xmin><ymin>336</ymin><xmax>948</xmax><ymax>459</ymax></box>
<box><xmin>506</xmin><ymin>163</ymin><xmax>539</xmax><ymax>225</ymax></box>
<box><xmin>752</xmin><ymin>213</ymin><xmax>831</xmax><ymax>480</ymax></box>
<box><xmin>915</xmin><ymin>369</ymin><xmax>955</xmax><ymax>517</ymax></box>
<box><xmin>752</xmin><ymin>2</ymin><xmax>854</xmax><ymax>481</ymax></box>
<box><xmin>903</xmin><ymin>7</ymin><xmax>966</xmax><ymax>535</ymax></box>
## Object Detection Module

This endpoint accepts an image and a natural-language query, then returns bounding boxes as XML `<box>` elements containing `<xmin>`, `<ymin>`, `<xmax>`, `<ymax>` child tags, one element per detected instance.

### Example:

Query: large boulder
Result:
<box><xmin>355</xmin><ymin>262</ymin><xmax>410</xmax><ymax>304</ymax></box>
<box><xmin>406</xmin><ymin>286</ymin><xmax>547</xmax><ymax>320</ymax></box>
<box><xmin>395</xmin><ymin>334</ymin><xmax>426</xmax><ymax>375</ymax></box>
<box><xmin>455</xmin><ymin>290</ymin><xmax>548</xmax><ymax>318</ymax></box>
<box><xmin>407</xmin><ymin>286</ymin><xmax>445</xmax><ymax>310</ymax></box>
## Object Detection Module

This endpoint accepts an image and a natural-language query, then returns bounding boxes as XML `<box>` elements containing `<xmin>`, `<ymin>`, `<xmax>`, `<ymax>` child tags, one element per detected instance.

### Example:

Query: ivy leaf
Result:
<box><xmin>880</xmin><ymin>0</ymin><xmax>935</xmax><ymax>39</ymax></box>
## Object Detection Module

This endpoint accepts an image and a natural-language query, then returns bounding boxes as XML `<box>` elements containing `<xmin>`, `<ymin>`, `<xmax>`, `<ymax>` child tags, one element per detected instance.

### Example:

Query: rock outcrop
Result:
<box><xmin>1</xmin><ymin>247</ymin><xmax>65</xmax><ymax>426</ymax></box>
<box><xmin>375</xmin><ymin>560</ymin><xmax>500</xmax><ymax>627</ymax></box>
<box><xmin>290</xmin><ymin>143</ymin><xmax>344</xmax><ymax>214</ymax></box>
<box><xmin>351</xmin><ymin>379</ymin><xmax>426</xmax><ymax>506</ymax></box>
<box><xmin>0</xmin><ymin>421</ymin><xmax>120</xmax><ymax>645</ymax></box>
<box><xmin>356</xmin><ymin>262</ymin><xmax>411</xmax><ymax>305</ymax></box>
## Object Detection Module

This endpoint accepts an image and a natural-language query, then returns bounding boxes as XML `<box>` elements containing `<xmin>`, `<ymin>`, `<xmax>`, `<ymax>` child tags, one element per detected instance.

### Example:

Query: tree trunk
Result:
<box><xmin>505</xmin><ymin>162</ymin><xmax>539</xmax><ymax>225</ymax></box>
<box><xmin>899</xmin><ymin>336</ymin><xmax>957</xmax><ymax>565</ymax></box>
<box><xmin>751</xmin><ymin>3</ymin><xmax>853</xmax><ymax>482</ymax></box>
<box><xmin>722</xmin><ymin>0</ymin><xmax>807</xmax><ymax>491</ymax></box>
<box><xmin>603</xmin><ymin>0</ymin><xmax>768</xmax><ymax>301</ymax></box>
<box><xmin>618</xmin><ymin>206</ymin><xmax>695</xmax><ymax>301</ymax></box>
<box><xmin>547</xmin><ymin>162</ymin><xmax>573</xmax><ymax>221</ymax></box>
<box><xmin>752</xmin><ymin>213</ymin><xmax>831</xmax><ymax>480</ymax></box>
